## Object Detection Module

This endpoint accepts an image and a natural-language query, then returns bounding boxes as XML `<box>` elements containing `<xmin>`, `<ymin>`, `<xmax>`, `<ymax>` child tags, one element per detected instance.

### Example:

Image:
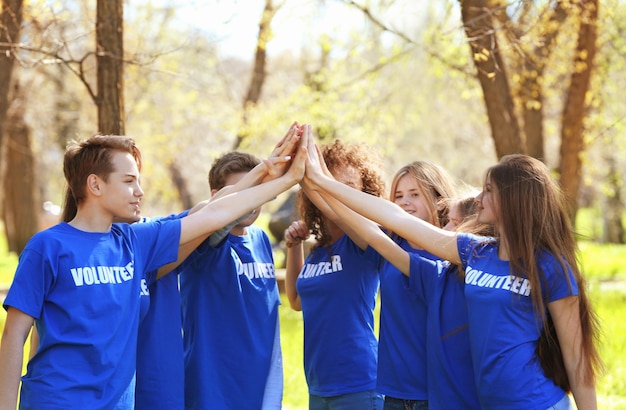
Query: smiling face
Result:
<box><xmin>393</xmin><ymin>173</ymin><xmax>434</xmax><ymax>224</ymax></box>
<box><xmin>100</xmin><ymin>151</ymin><xmax>144</xmax><ymax>222</ymax></box>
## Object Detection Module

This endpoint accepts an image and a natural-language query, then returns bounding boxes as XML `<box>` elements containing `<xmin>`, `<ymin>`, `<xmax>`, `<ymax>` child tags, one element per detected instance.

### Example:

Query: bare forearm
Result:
<box><xmin>0</xmin><ymin>314</ymin><xmax>31</xmax><ymax>410</ymax></box>
<box><xmin>550</xmin><ymin>297</ymin><xmax>597</xmax><ymax>410</ymax></box>
<box><xmin>0</xmin><ymin>340</ymin><xmax>22</xmax><ymax>409</ymax></box>
<box><xmin>285</xmin><ymin>245</ymin><xmax>304</xmax><ymax>311</ymax></box>
<box><xmin>301</xmin><ymin>187</ymin><xmax>339</xmax><ymax>224</ymax></box>
<box><xmin>313</xmin><ymin>173</ymin><xmax>460</xmax><ymax>263</ymax></box>
<box><xmin>569</xmin><ymin>382</ymin><xmax>597</xmax><ymax>410</ymax></box>
<box><xmin>181</xmin><ymin>173</ymin><xmax>297</xmax><ymax>244</ymax></box>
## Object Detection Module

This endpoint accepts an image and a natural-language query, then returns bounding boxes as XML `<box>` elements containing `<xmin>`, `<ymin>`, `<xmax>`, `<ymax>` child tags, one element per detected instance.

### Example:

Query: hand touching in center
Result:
<box><xmin>262</xmin><ymin>122</ymin><xmax>303</xmax><ymax>182</ymax></box>
<box><xmin>283</xmin><ymin>123</ymin><xmax>308</xmax><ymax>184</ymax></box>
<box><xmin>302</xmin><ymin>124</ymin><xmax>329</xmax><ymax>191</ymax></box>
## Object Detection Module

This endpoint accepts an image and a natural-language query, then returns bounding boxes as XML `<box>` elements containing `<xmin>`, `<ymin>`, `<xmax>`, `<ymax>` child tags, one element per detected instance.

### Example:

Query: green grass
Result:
<box><xmin>575</xmin><ymin>207</ymin><xmax>626</xmax><ymax>243</ymax></box>
<box><xmin>579</xmin><ymin>241</ymin><xmax>626</xmax><ymax>281</ymax></box>
<box><xmin>593</xmin><ymin>289</ymin><xmax>626</xmax><ymax>409</ymax></box>
<box><xmin>279</xmin><ymin>299</ymin><xmax>307</xmax><ymax>410</ymax></box>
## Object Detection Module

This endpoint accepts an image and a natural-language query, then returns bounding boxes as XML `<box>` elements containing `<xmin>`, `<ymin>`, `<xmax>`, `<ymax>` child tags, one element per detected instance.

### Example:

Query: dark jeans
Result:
<box><xmin>309</xmin><ymin>389</ymin><xmax>384</xmax><ymax>410</ymax></box>
<box><xmin>383</xmin><ymin>396</ymin><xmax>428</xmax><ymax>410</ymax></box>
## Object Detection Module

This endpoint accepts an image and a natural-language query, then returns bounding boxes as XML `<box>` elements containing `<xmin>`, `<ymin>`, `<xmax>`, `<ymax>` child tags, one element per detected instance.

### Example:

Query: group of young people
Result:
<box><xmin>0</xmin><ymin>122</ymin><xmax>602</xmax><ymax>410</ymax></box>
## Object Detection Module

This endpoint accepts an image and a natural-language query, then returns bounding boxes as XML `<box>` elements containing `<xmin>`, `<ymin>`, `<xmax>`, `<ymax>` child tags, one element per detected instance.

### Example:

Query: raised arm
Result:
<box><xmin>301</xmin><ymin>142</ymin><xmax>408</xmax><ymax>269</ymax></box>
<box><xmin>303</xmin><ymin>130</ymin><xmax>460</xmax><ymax>265</ymax></box>
<box><xmin>212</xmin><ymin>122</ymin><xmax>302</xmax><ymax>200</ymax></box>
<box><xmin>156</xmin><ymin>126</ymin><xmax>302</xmax><ymax>278</ymax></box>
<box><xmin>316</xmin><ymin>188</ymin><xmax>411</xmax><ymax>275</ymax></box>
<box><xmin>178</xmin><ymin>127</ymin><xmax>307</xmax><ymax>246</ymax></box>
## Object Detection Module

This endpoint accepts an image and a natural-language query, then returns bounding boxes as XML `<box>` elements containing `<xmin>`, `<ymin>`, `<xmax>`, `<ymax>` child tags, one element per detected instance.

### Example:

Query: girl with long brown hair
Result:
<box><xmin>304</xmin><ymin>136</ymin><xmax>602</xmax><ymax>410</ymax></box>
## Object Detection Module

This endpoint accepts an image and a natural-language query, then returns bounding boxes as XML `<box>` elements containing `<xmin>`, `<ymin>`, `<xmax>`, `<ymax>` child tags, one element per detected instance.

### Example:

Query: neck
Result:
<box><xmin>326</xmin><ymin>220</ymin><xmax>344</xmax><ymax>244</ymax></box>
<box><xmin>230</xmin><ymin>226</ymin><xmax>246</xmax><ymax>236</ymax></box>
<box><xmin>69</xmin><ymin>214</ymin><xmax>113</xmax><ymax>233</ymax></box>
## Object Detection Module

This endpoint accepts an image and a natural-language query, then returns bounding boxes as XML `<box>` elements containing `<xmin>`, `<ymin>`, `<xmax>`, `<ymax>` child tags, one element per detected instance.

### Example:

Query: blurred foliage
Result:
<box><xmin>3</xmin><ymin>0</ymin><xmax>623</xmax><ymax>225</ymax></box>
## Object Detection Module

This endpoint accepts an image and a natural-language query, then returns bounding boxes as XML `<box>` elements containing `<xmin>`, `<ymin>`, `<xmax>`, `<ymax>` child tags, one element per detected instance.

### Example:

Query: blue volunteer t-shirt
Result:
<box><xmin>3</xmin><ymin>220</ymin><xmax>180</xmax><ymax>409</ymax></box>
<box><xmin>408</xmin><ymin>254</ymin><xmax>480</xmax><ymax>410</ymax></box>
<box><xmin>374</xmin><ymin>236</ymin><xmax>429</xmax><ymax>400</ymax></box>
<box><xmin>135</xmin><ymin>211</ymin><xmax>188</xmax><ymax>410</ymax></box>
<box><xmin>179</xmin><ymin>224</ymin><xmax>281</xmax><ymax>410</ymax></box>
<box><xmin>296</xmin><ymin>234</ymin><xmax>380</xmax><ymax>397</ymax></box>
<box><xmin>457</xmin><ymin>233</ymin><xmax>578</xmax><ymax>410</ymax></box>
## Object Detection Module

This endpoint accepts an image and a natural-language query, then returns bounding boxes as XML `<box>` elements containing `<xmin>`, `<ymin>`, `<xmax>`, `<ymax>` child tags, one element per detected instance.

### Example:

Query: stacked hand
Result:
<box><xmin>267</xmin><ymin>121</ymin><xmax>330</xmax><ymax>188</ymax></box>
<box><xmin>301</xmin><ymin>123</ymin><xmax>329</xmax><ymax>190</ymax></box>
<box><xmin>280</xmin><ymin>122</ymin><xmax>335</xmax><ymax>248</ymax></box>
<box><xmin>261</xmin><ymin>122</ymin><xmax>303</xmax><ymax>182</ymax></box>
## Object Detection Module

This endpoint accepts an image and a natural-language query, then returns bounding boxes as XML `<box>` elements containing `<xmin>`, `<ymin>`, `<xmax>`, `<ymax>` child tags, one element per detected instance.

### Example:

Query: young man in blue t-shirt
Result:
<box><xmin>0</xmin><ymin>126</ymin><xmax>305</xmax><ymax>409</ymax></box>
<box><xmin>179</xmin><ymin>151</ymin><xmax>285</xmax><ymax>409</ymax></box>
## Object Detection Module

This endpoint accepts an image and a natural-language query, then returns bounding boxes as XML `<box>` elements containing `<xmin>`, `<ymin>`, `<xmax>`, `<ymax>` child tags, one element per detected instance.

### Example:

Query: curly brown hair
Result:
<box><xmin>298</xmin><ymin>139</ymin><xmax>386</xmax><ymax>248</ymax></box>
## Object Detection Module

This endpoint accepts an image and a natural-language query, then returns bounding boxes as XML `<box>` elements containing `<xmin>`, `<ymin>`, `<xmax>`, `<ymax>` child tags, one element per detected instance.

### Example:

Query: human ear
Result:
<box><xmin>87</xmin><ymin>174</ymin><xmax>102</xmax><ymax>197</ymax></box>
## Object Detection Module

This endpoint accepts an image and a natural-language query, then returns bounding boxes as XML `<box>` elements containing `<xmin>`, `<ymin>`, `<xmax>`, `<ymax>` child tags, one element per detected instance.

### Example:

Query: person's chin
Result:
<box><xmin>114</xmin><ymin>213</ymin><xmax>141</xmax><ymax>224</ymax></box>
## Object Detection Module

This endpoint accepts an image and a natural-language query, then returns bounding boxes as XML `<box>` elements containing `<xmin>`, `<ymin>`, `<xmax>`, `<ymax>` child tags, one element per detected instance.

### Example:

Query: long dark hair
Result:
<box><xmin>487</xmin><ymin>154</ymin><xmax>603</xmax><ymax>390</ymax></box>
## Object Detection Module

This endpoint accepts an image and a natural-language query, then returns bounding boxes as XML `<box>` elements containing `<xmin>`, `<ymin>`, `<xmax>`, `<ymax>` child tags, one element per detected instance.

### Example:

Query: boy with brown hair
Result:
<box><xmin>179</xmin><ymin>150</ymin><xmax>286</xmax><ymax>409</ymax></box>
<box><xmin>0</xmin><ymin>124</ymin><xmax>305</xmax><ymax>409</ymax></box>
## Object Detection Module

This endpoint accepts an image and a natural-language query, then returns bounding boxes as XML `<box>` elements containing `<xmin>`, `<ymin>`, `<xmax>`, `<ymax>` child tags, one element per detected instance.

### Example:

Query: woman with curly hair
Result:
<box><xmin>284</xmin><ymin>134</ymin><xmax>386</xmax><ymax>409</ymax></box>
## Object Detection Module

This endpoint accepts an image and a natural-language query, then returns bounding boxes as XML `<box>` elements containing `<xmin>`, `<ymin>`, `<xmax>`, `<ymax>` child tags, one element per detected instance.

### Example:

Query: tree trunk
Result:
<box><xmin>0</xmin><ymin>0</ymin><xmax>24</xmax><ymax>246</ymax></box>
<box><xmin>96</xmin><ymin>0</ymin><xmax>125</xmax><ymax>135</ymax></box>
<box><xmin>521</xmin><ymin>1</ymin><xmax>569</xmax><ymax>161</ymax></box>
<box><xmin>0</xmin><ymin>1</ymin><xmax>23</xmax><ymax>185</ymax></box>
<box><xmin>168</xmin><ymin>162</ymin><xmax>194</xmax><ymax>211</ymax></box>
<box><xmin>559</xmin><ymin>0</ymin><xmax>598</xmax><ymax>221</ymax></box>
<box><xmin>459</xmin><ymin>0</ymin><xmax>524</xmax><ymax>158</ymax></box>
<box><xmin>3</xmin><ymin>89</ymin><xmax>39</xmax><ymax>253</ymax></box>
<box><xmin>0</xmin><ymin>0</ymin><xmax>22</xmax><ymax>152</ymax></box>
<box><xmin>603</xmin><ymin>155</ymin><xmax>625</xmax><ymax>244</ymax></box>
<box><xmin>233</xmin><ymin>0</ymin><xmax>276</xmax><ymax>150</ymax></box>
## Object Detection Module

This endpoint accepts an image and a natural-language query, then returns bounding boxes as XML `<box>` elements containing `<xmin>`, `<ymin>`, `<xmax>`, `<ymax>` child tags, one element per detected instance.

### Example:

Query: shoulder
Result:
<box><xmin>24</xmin><ymin>223</ymin><xmax>79</xmax><ymax>248</ymax></box>
<box><xmin>457</xmin><ymin>233</ymin><xmax>496</xmax><ymax>255</ymax></box>
<box><xmin>536</xmin><ymin>250</ymin><xmax>574</xmax><ymax>280</ymax></box>
<box><xmin>146</xmin><ymin>210</ymin><xmax>189</xmax><ymax>223</ymax></box>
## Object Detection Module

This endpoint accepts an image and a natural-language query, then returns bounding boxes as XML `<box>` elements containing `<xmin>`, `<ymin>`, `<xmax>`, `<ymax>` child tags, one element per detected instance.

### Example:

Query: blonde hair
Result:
<box><xmin>388</xmin><ymin>160</ymin><xmax>457</xmax><ymax>232</ymax></box>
